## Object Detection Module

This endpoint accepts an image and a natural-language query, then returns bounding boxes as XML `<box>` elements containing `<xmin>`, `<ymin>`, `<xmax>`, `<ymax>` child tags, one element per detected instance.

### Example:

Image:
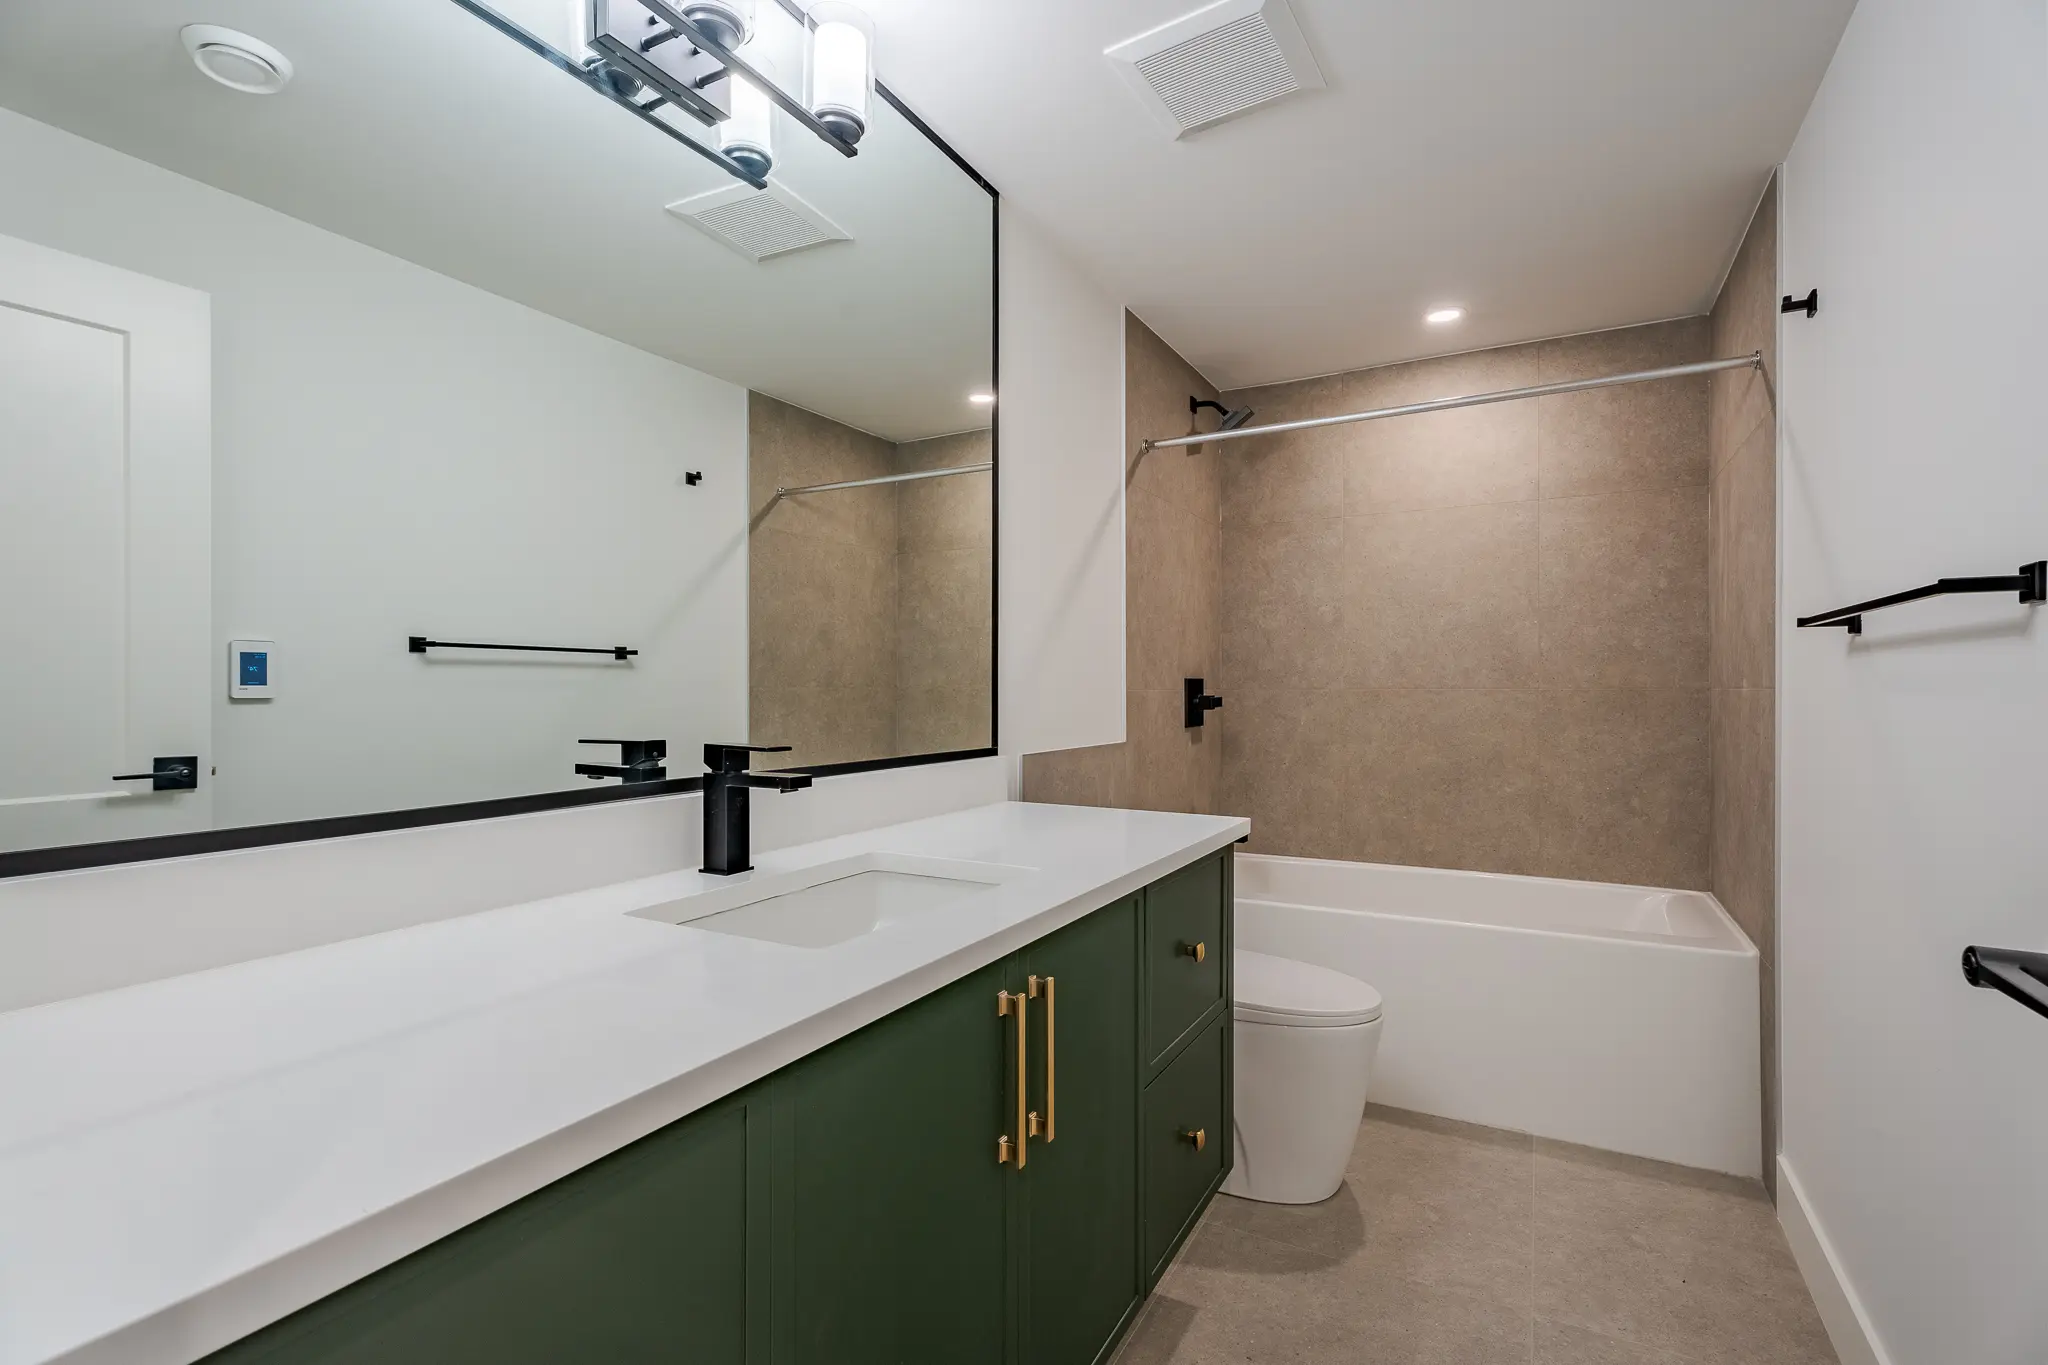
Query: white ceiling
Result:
<box><xmin>0</xmin><ymin>0</ymin><xmax>994</xmax><ymax>442</ymax></box>
<box><xmin>854</xmin><ymin>0</ymin><xmax>1855</xmax><ymax>390</ymax></box>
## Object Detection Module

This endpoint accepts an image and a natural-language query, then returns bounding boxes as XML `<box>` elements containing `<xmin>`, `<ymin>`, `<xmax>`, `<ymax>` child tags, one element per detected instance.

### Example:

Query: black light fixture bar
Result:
<box><xmin>446</xmin><ymin>0</ymin><xmax>768</xmax><ymax>188</ymax></box>
<box><xmin>1796</xmin><ymin>561</ymin><xmax>2045</xmax><ymax>635</ymax></box>
<box><xmin>639</xmin><ymin>0</ymin><xmax>860</xmax><ymax>159</ymax></box>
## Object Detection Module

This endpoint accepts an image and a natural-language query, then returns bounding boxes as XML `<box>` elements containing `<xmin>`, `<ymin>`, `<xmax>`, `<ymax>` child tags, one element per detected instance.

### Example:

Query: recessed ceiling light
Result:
<box><xmin>969</xmin><ymin>392</ymin><xmax>996</xmax><ymax>404</ymax></box>
<box><xmin>180</xmin><ymin>25</ymin><xmax>293</xmax><ymax>95</ymax></box>
<box><xmin>1425</xmin><ymin>306</ymin><xmax>1466</xmax><ymax>325</ymax></box>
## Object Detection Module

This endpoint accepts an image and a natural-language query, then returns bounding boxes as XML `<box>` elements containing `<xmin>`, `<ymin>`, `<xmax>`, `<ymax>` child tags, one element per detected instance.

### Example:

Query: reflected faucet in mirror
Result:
<box><xmin>575</xmin><ymin>739</ymin><xmax>669</xmax><ymax>784</ymax></box>
<box><xmin>702</xmin><ymin>743</ymin><xmax>812</xmax><ymax>876</ymax></box>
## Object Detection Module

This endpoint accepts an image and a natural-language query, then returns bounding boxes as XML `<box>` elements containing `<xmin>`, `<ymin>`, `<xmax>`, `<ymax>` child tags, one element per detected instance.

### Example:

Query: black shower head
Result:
<box><xmin>1191</xmin><ymin>396</ymin><xmax>1256</xmax><ymax>433</ymax></box>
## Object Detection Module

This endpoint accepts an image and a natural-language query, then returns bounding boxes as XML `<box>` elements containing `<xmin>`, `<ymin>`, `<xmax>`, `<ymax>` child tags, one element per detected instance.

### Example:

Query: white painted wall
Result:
<box><xmin>1777</xmin><ymin>4</ymin><xmax>2048</xmax><ymax>1362</ymax></box>
<box><xmin>996</xmin><ymin>204</ymin><xmax>1126</xmax><ymax>755</ymax></box>
<box><xmin>0</xmin><ymin>107</ymin><xmax>750</xmax><ymax>831</ymax></box>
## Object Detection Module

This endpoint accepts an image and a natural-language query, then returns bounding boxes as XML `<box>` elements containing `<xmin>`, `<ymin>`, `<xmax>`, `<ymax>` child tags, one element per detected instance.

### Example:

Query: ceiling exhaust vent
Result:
<box><xmin>665</xmin><ymin>180</ymin><xmax>851</xmax><ymax>262</ymax></box>
<box><xmin>1105</xmin><ymin>0</ymin><xmax>1324</xmax><ymax>139</ymax></box>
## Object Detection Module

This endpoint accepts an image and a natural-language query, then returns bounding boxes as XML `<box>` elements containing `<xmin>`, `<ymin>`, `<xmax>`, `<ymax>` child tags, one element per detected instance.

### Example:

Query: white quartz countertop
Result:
<box><xmin>0</xmin><ymin>802</ymin><xmax>1246</xmax><ymax>1365</ymax></box>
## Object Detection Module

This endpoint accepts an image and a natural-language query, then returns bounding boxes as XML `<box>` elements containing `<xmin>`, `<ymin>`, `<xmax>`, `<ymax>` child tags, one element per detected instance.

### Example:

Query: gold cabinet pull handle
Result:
<box><xmin>997</xmin><ymin>988</ymin><xmax>1027</xmax><ymax>1168</ymax></box>
<box><xmin>1181</xmin><ymin>941</ymin><xmax>1207</xmax><ymax>963</ymax></box>
<box><xmin>1029</xmin><ymin>975</ymin><xmax>1056</xmax><ymax>1143</ymax></box>
<box><xmin>1183</xmin><ymin>1127</ymin><xmax>1207</xmax><ymax>1153</ymax></box>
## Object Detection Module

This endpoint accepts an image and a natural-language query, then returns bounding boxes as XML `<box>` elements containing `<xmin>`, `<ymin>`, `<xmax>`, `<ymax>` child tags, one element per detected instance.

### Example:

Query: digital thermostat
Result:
<box><xmin>229</xmin><ymin>638</ymin><xmax>275</xmax><ymax>700</ymax></box>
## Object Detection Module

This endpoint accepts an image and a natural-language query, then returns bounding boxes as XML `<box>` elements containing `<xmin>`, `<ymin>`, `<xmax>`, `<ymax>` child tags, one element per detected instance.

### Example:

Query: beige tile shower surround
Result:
<box><xmin>1707</xmin><ymin>177</ymin><xmax>1779</xmax><ymax>1186</ymax></box>
<box><xmin>1023</xmin><ymin>314</ymin><xmax>1226</xmax><ymax>813</ymax></box>
<box><xmin>748</xmin><ymin>395</ymin><xmax>992</xmax><ymax>768</ymax></box>
<box><xmin>1215</xmin><ymin>317</ymin><xmax>1716</xmax><ymax>889</ymax></box>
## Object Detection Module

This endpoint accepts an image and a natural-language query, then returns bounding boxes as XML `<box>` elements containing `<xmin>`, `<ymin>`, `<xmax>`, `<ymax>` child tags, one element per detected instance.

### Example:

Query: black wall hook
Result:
<box><xmin>1782</xmin><ymin>288</ymin><xmax>1819</xmax><ymax>318</ymax></box>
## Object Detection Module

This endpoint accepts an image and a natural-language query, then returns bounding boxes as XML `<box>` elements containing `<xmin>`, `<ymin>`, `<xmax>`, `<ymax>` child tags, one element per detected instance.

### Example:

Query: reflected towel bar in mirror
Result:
<box><xmin>409</xmin><ymin>636</ymin><xmax>638</xmax><ymax>660</ymax></box>
<box><xmin>1796</xmin><ymin>560</ymin><xmax>2045</xmax><ymax>634</ymax></box>
<box><xmin>776</xmin><ymin>461</ymin><xmax>993</xmax><ymax>499</ymax></box>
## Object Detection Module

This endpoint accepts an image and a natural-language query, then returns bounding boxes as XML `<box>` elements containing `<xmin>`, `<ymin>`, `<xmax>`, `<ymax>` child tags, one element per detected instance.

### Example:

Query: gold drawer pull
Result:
<box><xmin>998</xmin><ymin>989</ymin><xmax>1027</xmax><ymax>1168</ymax></box>
<box><xmin>1180</xmin><ymin>941</ymin><xmax>1207</xmax><ymax>963</ymax></box>
<box><xmin>1182</xmin><ymin>1128</ymin><xmax>1207</xmax><ymax>1153</ymax></box>
<box><xmin>1028</xmin><ymin>974</ymin><xmax>1056</xmax><ymax>1143</ymax></box>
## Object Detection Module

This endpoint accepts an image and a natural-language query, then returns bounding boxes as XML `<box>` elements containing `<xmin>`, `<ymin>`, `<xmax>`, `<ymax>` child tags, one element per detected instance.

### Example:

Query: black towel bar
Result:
<box><xmin>409</xmin><ymin>636</ymin><xmax>637</xmax><ymax>660</ymax></box>
<box><xmin>1796</xmin><ymin>561</ymin><xmax>2045</xmax><ymax>635</ymax></box>
<box><xmin>1962</xmin><ymin>945</ymin><xmax>2048</xmax><ymax>1022</ymax></box>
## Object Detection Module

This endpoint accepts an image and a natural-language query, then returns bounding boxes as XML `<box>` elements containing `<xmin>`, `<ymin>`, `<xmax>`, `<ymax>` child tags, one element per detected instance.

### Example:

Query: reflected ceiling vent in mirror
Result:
<box><xmin>1104</xmin><ymin>0</ymin><xmax>1323</xmax><ymax>139</ymax></box>
<box><xmin>665</xmin><ymin>181</ymin><xmax>851</xmax><ymax>261</ymax></box>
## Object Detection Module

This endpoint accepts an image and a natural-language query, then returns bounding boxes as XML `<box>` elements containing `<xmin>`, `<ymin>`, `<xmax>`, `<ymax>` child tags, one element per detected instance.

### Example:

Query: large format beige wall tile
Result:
<box><xmin>1221</xmin><ymin>517</ymin><xmax>1345</xmax><ymax>690</ymax></box>
<box><xmin>750</xmin><ymin>527</ymin><xmax>897</xmax><ymax>756</ymax></box>
<box><xmin>1022</xmin><ymin>741</ymin><xmax>1127</xmax><ymax>809</ymax></box>
<box><xmin>1710</xmin><ymin>178</ymin><xmax>1778</xmax><ymax>474</ymax></box>
<box><xmin>1537</xmin><ymin>320</ymin><xmax>1711</xmax><ymax>499</ymax></box>
<box><xmin>1127</xmin><ymin>486</ymin><xmax>1221</xmax><ymax>696</ymax></box>
<box><xmin>1127</xmin><ymin>313</ymin><xmax>1223</xmax><ymax>527</ymax></box>
<box><xmin>896</xmin><ymin>681</ymin><xmax>991</xmax><ymax>756</ymax></box>
<box><xmin>1125</xmin><ymin>685</ymin><xmax>1222</xmax><ymax>815</ymax></box>
<box><xmin>1709</xmin><ymin>687</ymin><xmax>1775</xmax><ymax>956</ymax></box>
<box><xmin>1218</xmin><ymin>687</ymin><xmax>1355</xmax><ymax>858</ymax></box>
<box><xmin>1709</xmin><ymin>419</ymin><xmax>1776</xmax><ymax>691</ymax></box>
<box><xmin>749</xmin><ymin>394</ymin><xmax>899</xmax><ymax>547</ymax></box>
<box><xmin>897</xmin><ymin>547</ymin><xmax>991</xmax><ymax>697</ymax></box>
<box><xmin>1340</xmin><ymin>503</ymin><xmax>1540</xmax><ymax>689</ymax></box>
<box><xmin>1540</xmin><ymin>488</ymin><xmax>1709</xmax><ymax>687</ymax></box>
<box><xmin>1356</xmin><ymin>689</ymin><xmax>1545</xmax><ymax>874</ymax></box>
<box><xmin>896</xmin><ymin>430</ymin><xmax>992</xmax><ymax>553</ymax></box>
<box><xmin>1537</xmin><ymin>687</ymin><xmax>1710</xmax><ymax>889</ymax></box>
<box><xmin>753</xmin><ymin>682</ymin><xmax>895</xmax><ymax>770</ymax></box>
<box><xmin>1215</xmin><ymin>372</ymin><xmax>1349</xmax><ymax>529</ymax></box>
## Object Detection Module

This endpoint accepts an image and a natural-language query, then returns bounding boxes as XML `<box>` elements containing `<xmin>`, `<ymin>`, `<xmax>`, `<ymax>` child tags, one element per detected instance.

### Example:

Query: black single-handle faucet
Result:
<box><xmin>702</xmin><ymin>743</ymin><xmax>813</xmax><ymax>875</ymax></box>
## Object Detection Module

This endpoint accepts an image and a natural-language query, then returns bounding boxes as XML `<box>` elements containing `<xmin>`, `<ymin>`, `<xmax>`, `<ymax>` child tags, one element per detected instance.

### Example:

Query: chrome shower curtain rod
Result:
<box><xmin>1140</xmin><ymin>353</ymin><xmax>1764</xmax><ymax>452</ymax></box>
<box><xmin>776</xmin><ymin>461</ymin><xmax>993</xmax><ymax>499</ymax></box>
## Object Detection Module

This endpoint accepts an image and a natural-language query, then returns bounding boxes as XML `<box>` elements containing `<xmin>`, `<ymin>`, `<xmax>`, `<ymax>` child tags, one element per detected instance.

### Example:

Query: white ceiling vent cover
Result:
<box><xmin>1105</xmin><ymin>0</ymin><xmax>1324</xmax><ymax>139</ymax></box>
<box><xmin>665</xmin><ymin>180</ymin><xmax>851</xmax><ymax>262</ymax></box>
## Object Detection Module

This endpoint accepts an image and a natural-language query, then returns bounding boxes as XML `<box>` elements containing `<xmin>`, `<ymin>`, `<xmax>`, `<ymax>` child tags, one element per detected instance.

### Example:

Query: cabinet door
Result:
<box><xmin>770</xmin><ymin>960</ymin><xmax>1012</xmax><ymax>1365</ymax></box>
<box><xmin>1019</xmin><ymin>897</ymin><xmax>1141</xmax><ymax>1365</ymax></box>
<box><xmin>203</xmin><ymin>1093</ymin><xmax>770</xmax><ymax>1364</ymax></box>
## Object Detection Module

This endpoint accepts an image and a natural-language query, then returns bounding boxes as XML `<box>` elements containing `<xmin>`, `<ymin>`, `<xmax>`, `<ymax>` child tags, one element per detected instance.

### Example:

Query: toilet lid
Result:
<box><xmin>1233</xmin><ymin>949</ymin><xmax>1383</xmax><ymax>1028</ymax></box>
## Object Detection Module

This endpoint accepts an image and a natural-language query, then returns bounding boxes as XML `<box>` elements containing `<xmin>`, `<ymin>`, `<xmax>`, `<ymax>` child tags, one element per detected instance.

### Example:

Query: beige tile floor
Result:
<box><xmin>1114</xmin><ymin>1106</ymin><xmax>1837</xmax><ymax>1365</ymax></box>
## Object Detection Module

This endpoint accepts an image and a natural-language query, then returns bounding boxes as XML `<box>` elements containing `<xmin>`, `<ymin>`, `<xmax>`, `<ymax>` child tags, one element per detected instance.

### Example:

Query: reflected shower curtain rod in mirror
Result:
<box><xmin>1141</xmin><ymin>353</ymin><xmax>1764</xmax><ymax>452</ymax></box>
<box><xmin>776</xmin><ymin>460</ymin><xmax>992</xmax><ymax>499</ymax></box>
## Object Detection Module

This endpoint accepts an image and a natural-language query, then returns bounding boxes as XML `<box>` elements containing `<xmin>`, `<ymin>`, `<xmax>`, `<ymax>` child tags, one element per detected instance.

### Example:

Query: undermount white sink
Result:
<box><xmin>629</xmin><ymin>853</ymin><xmax>1030</xmax><ymax>948</ymax></box>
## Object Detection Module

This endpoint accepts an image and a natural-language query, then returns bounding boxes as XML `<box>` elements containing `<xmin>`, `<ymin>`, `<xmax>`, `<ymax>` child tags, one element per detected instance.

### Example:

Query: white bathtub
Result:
<box><xmin>1235</xmin><ymin>853</ymin><xmax>1761</xmax><ymax>1177</ymax></box>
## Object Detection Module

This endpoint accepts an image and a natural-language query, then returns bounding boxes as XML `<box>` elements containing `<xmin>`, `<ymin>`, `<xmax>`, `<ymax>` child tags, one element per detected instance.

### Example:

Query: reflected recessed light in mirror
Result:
<box><xmin>969</xmin><ymin>392</ymin><xmax>995</xmax><ymax>404</ymax></box>
<box><xmin>1425</xmin><ymin>306</ymin><xmax>1465</xmax><ymax>325</ymax></box>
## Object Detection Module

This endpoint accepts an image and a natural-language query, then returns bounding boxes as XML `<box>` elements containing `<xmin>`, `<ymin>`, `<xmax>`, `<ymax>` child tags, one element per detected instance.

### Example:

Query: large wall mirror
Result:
<box><xmin>0</xmin><ymin>0</ymin><xmax>995</xmax><ymax>873</ymax></box>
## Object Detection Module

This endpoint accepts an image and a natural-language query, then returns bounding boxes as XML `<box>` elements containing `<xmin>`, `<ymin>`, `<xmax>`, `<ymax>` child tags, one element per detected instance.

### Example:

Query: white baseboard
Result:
<box><xmin>1777</xmin><ymin>1155</ymin><xmax>1892</xmax><ymax>1365</ymax></box>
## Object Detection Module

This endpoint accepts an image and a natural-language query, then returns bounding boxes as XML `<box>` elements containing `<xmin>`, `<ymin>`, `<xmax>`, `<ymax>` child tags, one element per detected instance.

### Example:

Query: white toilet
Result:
<box><xmin>1222</xmin><ymin>948</ymin><xmax>1384</xmax><ymax>1205</ymax></box>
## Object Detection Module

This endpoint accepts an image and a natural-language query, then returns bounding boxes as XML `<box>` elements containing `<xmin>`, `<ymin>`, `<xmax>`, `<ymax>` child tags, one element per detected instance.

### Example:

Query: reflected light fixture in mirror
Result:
<box><xmin>1425</xmin><ymin>305</ymin><xmax>1466</xmax><ymax>324</ymax></box>
<box><xmin>808</xmin><ymin>3</ymin><xmax>875</xmax><ymax>145</ymax></box>
<box><xmin>179</xmin><ymin>24</ymin><xmax>294</xmax><ymax>94</ymax></box>
<box><xmin>969</xmin><ymin>392</ymin><xmax>995</xmax><ymax>404</ymax></box>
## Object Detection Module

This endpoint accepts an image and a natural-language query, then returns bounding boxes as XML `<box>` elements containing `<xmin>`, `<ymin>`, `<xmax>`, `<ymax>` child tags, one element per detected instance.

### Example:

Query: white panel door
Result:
<box><xmin>0</xmin><ymin>232</ymin><xmax>211</xmax><ymax>855</ymax></box>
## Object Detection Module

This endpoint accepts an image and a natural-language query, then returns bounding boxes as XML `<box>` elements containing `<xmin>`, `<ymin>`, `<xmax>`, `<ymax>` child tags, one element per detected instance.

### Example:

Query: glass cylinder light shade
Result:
<box><xmin>718</xmin><ymin>62</ymin><xmax>775</xmax><ymax>178</ymax></box>
<box><xmin>681</xmin><ymin>0</ymin><xmax>754</xmax><ymax>50</ymax></box>
<box><xmin>806</xmin><ymin>3</ymin><xmax>873</xmax><ymax>146</ymax></box>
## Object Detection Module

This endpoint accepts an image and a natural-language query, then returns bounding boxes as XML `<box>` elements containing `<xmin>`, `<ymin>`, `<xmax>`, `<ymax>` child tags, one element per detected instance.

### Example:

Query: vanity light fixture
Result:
<box><xmin>719</xmin><ymin>63</ymin><xmax>778</xmax><ymax>178</ymax></box>
<box><xmin>1425</xmin><ymin>306</ymin><xmax>1466</xmax><ymax>325</ymax></box>
<box><xmin>807</xmin><ymin>2</ymin><xmax>876</xmax><ymax>146</ymax></box>
<box><xmin>180</xmin><ymin>25</ymin><xmax>293</xmax><ymax>95</ymax></box>
<box><xmin>451</xmin><ymin>0</ymin><xmax>875</xmax><ymax>191</ymax></box>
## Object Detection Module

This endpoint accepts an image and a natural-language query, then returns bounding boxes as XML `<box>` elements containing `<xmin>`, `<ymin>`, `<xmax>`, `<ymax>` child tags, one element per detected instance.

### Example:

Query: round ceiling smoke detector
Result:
<box><xmin>180</xmin><ymin>25</ymin><xmax>293</xmax><ymax>95</ymax></box>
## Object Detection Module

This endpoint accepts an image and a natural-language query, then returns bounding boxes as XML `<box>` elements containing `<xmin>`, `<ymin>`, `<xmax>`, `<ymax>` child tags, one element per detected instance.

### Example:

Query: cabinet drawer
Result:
<box><xmin>1143</xmin><ymin>853</ymin><xmax>1225</xmax><ymax>1065</ymax></box>
<box><xmin>1142</xmin><ymin>1013</ymin><xmax>1225</xmax><ymax>1282</ymax></box>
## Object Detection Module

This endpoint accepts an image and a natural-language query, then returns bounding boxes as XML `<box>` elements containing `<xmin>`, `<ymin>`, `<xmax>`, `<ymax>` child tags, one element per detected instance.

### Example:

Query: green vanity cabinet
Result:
<box><xmin>768</xmin><ymin>957</ymin><xmax>1013</xmax><ymax>1364</ymax></box>
<box><xmin>202</xmin><ymin>849</ymin><xmax>1232</xmax><ymax>1365</ymax></box>
<box><xmin>1014</xmin><ymin>896</ymin><xmax>1142</xmax><ymax>1365</ymax></box>
<box><xmin>203</xmin><ymin>1090</ymin><xmax>772</xmax><ymax>1364</ymax></box>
